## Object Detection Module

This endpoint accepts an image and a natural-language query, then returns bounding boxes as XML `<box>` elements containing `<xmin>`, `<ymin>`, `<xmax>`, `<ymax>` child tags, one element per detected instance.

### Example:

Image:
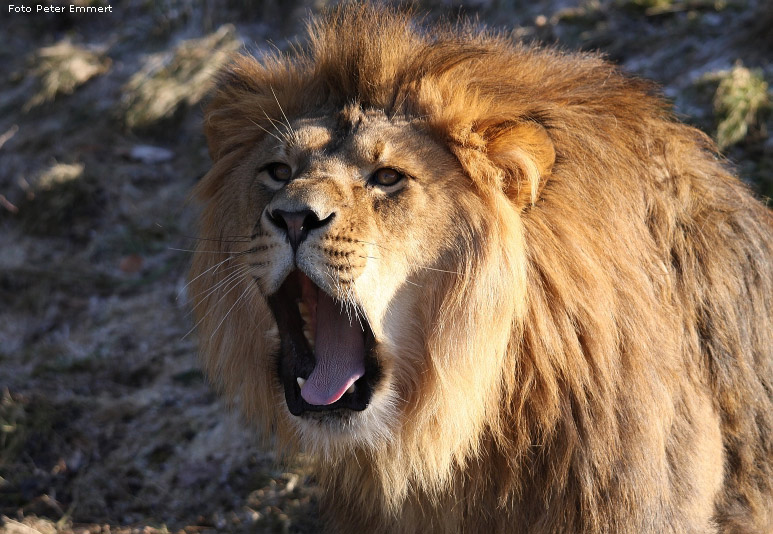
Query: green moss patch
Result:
<box><xmin>713</xmin><ymin>64</ymin><xmax>770</xmax><ymax>150</ymax></box>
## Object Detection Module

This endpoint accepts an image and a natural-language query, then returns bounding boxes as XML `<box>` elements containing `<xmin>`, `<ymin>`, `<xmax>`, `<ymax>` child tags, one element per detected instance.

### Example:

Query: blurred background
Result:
<box><xmin>0</xmin><ymin>0</ymin><xmax>771</xmax><ymax>532</ymax></box>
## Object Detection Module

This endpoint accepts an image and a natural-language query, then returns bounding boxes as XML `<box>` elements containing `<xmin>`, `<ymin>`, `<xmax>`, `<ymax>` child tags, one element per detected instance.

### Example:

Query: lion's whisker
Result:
<box><xmin>184</xmin><ymin>236</ymin><xmax>252</xmax><ymax>243</ymax></box>
<box><xmin>178</xmin><ymin>254</ymin><xmax>240</xmax><ymax>299</ymax></box>
<box><xmin>182</xmin><ymin>269</ymin><xmax>251</xmax><ymax>340</ymax></box>
<box><xmin>186</xmin><ymin>275</ymin><xmax>248</xmax><ymax>321</ymax></box>
<box><xmin>412</xmin><ymin>265</ymin><xmax>462</xmax><ymax>276</ymax></box>
<box><xmin>344</xmin><ymin>254</ymin><xmax>368</xmax><ymax>333</ymax></box>
<box><xmin>248</xmin><ymin>117</ymin><xmax>283</xmax><ymax>144</ymax></box>
<box><xmin>250</xmin><ymin>98</ymin><xmax>294</xmax><ymax>145</ymax></box>
<box><xmin>168</xmin><ymin>247</ymin><xmax>256</xmax><ymax>254</ymax></box>
<box><xmin>270</xmin><ymin>85</ymin><xmax>296</xmax><ymax>138</ymax></box>
<box><xmin>210</xmin><ymin>283</ymin><xmax>255</xmax><ymax>340</ymax></box>
<box><xmin>153</xmin><ymin>222</ymin><xmax>251</xmax><ymax>243</ymax></box>
<box><xmin>260</xmin><ymin>110</ymin><xmax>292</xmax><ymax>144</ymax></box>
<box><xmin>186</xmin><ymin>265</ymin><xmax>252</xmax><ymax>312</ymax></box>
<box><xmin>354</xmin><ymin>239</ymin><xmax>391</xmax><ymax>251</ymax></box>
<box><xmin>390</xmin><ymin>89</ymin><xmax>411</xmax><ymax>118</ymax></box>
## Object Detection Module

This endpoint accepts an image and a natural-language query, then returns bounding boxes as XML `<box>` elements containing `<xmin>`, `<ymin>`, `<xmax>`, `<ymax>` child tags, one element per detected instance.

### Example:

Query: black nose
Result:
<box><xmin>267</xmin><ymin>209</ymin><xmax>334</xmax><ymax>252</ymax></box>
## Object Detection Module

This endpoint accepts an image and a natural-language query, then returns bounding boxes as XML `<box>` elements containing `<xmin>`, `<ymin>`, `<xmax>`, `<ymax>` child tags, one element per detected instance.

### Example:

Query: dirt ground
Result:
<box><xmin>1</xmin><ymin>1</ymin><xmax>770</xmax><ymax>533</ymax></box>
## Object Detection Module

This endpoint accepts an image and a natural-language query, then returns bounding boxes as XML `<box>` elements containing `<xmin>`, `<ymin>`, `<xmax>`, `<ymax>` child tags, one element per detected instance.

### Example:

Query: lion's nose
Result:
<box><xmin>267</xmin><ymin>208</ymin><xmax>334</xmax><ymax>253</ymax></box>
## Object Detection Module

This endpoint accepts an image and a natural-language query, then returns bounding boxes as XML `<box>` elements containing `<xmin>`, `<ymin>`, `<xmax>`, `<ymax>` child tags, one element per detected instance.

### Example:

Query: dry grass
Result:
<box><xmin>122</xmin><ymin>25</ymin><xmax>240</xmax><ymax>131</ymax></box>
<box><xmin>25</xmin><ymin>42</ymin><xmax>110</xmax><ymax>111</ymax></box>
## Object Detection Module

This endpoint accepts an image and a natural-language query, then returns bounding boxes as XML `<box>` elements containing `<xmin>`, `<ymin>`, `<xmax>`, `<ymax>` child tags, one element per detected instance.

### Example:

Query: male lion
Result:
<box><xmin>189</xmin><ymin>6</ymin><xmax>773</xmax><ymax>533</ymax></box>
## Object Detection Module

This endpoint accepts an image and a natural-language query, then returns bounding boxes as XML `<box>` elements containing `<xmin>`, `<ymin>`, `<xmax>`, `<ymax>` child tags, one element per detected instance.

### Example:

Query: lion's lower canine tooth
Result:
<box><xmin>347</xmin><ymin>384</ymin><xmax>356</xmax><ymax>395</ymax></box>
<box><xmin>296</xmin><ymin>377</ymin><xmax>306</xmax><ymax>387</ymax></box>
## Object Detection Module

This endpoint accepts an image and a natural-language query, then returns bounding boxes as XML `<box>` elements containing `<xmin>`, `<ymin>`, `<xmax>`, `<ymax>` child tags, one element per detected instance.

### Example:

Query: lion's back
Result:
<box><xmin>550</xmin><ymin>109</ymin><xmax>773</xmax><ymax>530</ymax></box>
<box><xmin>668</xmin><ymin>157</ymin><xmax>773</xmax><ymax>531</ymax></box>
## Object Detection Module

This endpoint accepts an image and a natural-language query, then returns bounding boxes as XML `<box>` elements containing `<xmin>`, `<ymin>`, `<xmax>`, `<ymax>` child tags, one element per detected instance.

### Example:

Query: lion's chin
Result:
<box><xmin>267</xmin><ymin>269</ymin><xmax>381</xmax><ymax>418</ymax></box>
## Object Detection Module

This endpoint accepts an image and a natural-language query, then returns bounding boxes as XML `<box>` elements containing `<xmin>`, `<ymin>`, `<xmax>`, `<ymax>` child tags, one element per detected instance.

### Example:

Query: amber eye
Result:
<box><xmin>266</xmin><ymin>162</ymin><xmax>292</xmax><ymax>182</ymax></box>
<box><xmin>370</xmin><ymin>167</ymin><xmax>404</xmax><ymax>188</ymax></box>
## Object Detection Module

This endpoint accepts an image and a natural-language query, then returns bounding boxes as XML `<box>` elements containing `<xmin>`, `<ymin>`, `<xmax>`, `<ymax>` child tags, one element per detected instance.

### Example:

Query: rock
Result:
<box><xmin>129</xmin><ymin>145</ymin><xmax>174</xmax><ymax>164</ymax></box>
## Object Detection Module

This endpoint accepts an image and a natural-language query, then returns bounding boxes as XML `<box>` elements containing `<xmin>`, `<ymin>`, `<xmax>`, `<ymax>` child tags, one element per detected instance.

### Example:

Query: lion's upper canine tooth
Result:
<box><xmin>302</xmin><ymin>325</ymin><xmax>315</xmax><ymax>349</ymax></box>
<box><xmin>347</xmin><ymin>383</ymin><xmax>356</xmax><ymax>395</ymax></box>
<box><xmin>298</xmin><ymin>301</ymin><xmax>316</xmax><ymax>348</ymax></box>
<box><xmin>297</xmin><ymin>377</ymin><xmax>306</xmax><ymax>388</ymax></box>
<box><xmin>298</xmin><ymin>301</ymin><xmax>310</xmax><ymax>322</ymax></box>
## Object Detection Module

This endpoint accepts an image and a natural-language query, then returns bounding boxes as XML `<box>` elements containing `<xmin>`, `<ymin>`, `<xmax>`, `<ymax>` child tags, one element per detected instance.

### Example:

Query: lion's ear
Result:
<box><xmin>487</xmin><ymin>121</ymin><xmax>555</xmax><ymax>206</ymax></box>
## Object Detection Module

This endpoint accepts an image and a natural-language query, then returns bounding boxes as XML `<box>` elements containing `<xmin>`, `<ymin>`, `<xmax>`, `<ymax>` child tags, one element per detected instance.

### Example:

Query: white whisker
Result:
<box><xmin>270</xmin><ymin>85</ymin><xmax>296</xmax><ymax>138</ymax></box>
<box><xmin>177</xmin><ymin>254</ymin><xmax>239</xmax><ymax>299</ymax></box>
<box><xmin>210</xmin><ymin>283</ymin><xmax>255</xmax><ymax>340</ymax></box>
<box><xmin>187</xmin><ymin>265</ymin><xmax>252</xmax><ymax>315</ymax></box>
<box><xmin>248</xmin><ymin>117</ymin><xmax>282</xmax><ymax>143</ymax></box>
<box><xmin>182</xmin><ymin>270</ymin><xmax>251</xmax><ymax>340</ymax></box>
<box><xmin>413</xmin><ymin>265</ymin><xmax>462</xmax><ymax>275</ymax></box>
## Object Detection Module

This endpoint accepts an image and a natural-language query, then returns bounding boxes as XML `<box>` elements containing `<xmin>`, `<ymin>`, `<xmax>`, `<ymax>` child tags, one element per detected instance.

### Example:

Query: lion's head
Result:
<box><xmin>190</xmin><ymin>7</ymin><xmax>559</xmax><ymax>481</ymax></box>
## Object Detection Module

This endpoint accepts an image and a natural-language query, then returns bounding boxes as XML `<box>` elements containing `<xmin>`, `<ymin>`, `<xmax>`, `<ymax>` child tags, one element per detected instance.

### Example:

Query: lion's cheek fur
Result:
<box><xmin>357</xmin><ymin>198</ymin><xmax>528</xmax><ymax>506</ymax></box>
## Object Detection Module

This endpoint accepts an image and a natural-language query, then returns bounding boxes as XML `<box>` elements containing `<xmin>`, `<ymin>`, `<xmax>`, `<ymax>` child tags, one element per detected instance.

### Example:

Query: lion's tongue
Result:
<box><xmin>300</xmin><ymin>290</ymin><xmax>365</xmax><ymax>406</ymax></box>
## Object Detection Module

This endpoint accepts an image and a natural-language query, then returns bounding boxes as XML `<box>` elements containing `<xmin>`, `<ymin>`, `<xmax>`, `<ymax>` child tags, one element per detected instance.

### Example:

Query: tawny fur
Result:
<box><xmin>189</xmin><ymin>6</ymin><xmax>773</xmax><ymax>533</ymax></box>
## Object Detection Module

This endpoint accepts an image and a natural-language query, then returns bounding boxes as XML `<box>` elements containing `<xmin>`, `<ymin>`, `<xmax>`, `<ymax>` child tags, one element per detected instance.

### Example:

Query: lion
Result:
<box><xmin>188</xmin><ymin>6</ymin><xmax>773</xmax><ymax>533</ymax></box>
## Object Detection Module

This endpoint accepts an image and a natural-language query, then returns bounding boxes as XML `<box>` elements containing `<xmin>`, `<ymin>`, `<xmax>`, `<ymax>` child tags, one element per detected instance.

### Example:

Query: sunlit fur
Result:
<box><xmin>189</xmin><ymin>6</ymin><xmax>773</xmax><ymax>533</ymax></box>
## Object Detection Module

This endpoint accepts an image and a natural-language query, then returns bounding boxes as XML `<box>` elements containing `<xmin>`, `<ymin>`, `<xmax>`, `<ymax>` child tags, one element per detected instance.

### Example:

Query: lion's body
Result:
<box><xmin>190</xmin><ymin>7</ymin><xmax>773</xmax><ymax>533</ymax></box>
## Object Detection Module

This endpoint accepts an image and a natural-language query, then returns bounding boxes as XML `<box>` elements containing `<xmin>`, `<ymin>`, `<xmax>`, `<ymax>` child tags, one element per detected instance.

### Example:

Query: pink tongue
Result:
<box><xmin>300</xmin><ymin>291</ymin><xmax>365</xmax><ymax>406</ymax></box>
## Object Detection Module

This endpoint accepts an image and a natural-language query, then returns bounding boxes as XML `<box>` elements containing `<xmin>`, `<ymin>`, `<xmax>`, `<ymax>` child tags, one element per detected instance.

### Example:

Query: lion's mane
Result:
<box><xmin>191</xmin><ymin>6</ymin><xmax>773</xmax><ymax>533</ymax></box>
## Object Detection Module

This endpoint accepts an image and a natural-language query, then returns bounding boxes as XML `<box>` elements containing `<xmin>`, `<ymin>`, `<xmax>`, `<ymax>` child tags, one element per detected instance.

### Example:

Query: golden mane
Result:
<box><xmin>192</xmin><ymin>5</ymin><xmax>773</xmax><ymax>532</ymax></box>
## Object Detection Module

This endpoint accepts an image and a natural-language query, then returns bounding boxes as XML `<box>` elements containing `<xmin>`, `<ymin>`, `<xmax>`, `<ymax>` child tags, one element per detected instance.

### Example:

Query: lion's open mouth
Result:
<box><xmin>267</xmin><ymin>270</ymin><xmax>379</xmax><ymax>416</ymax></box>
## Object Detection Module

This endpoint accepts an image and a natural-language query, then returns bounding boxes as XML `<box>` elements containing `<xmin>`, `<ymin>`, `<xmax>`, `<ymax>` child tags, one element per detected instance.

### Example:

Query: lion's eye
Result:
<box><xmin>266</xmin><ymin>162</ymin><xmax>292</xmax><ymax>182</ymax></box>
<box><xmin>370</xmin><ymin>168</ymin><xmax>404</xmax><ymax>188</ymax></box>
